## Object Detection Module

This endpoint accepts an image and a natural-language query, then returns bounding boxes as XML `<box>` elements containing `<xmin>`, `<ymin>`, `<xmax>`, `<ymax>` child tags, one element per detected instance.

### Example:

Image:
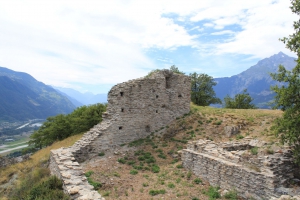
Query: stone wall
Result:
<box><xmin>49</xmin><ymin>70</ymin><xmax>191</xmax><ymax>199</ymax></box>
<box><xmin>182</xmin><ymin>138</ymin><xmax>295</xmax><ymax>200</ymax></box>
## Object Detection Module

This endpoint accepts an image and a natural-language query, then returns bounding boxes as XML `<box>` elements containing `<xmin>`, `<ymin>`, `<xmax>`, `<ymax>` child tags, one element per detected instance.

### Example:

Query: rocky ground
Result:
<box><xmin>82</xmin><ymin>105</ymin><xmax>286</xmax><ymax>200</ymax></box>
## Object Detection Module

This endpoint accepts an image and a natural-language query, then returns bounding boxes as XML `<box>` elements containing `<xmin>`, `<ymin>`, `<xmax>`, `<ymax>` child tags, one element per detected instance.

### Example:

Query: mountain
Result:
<box><xmin>0</xmin><ymin>67</ymin><xmax>76</xmax><ymax>121</ymax></box>
<box><xmin>53</xmin><ymin>87</ymin><xmax>107</xmax><ymax>105</ymax></box>
<box><xmin>213</xmin><ymin>52</ymin><xmax>297</xmax><ymax>108</ymax></box>
<box><xmin>54</xmin><ymin>89</ymin><xmax>83</xmax><ymax>107</ymax></box>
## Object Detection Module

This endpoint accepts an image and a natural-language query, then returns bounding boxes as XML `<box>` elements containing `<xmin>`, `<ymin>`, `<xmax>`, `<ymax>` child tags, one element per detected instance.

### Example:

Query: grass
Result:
<box><xmin>0</xmin><ymin>133</ymin><xmax>84</xmax><ymax>199</ymax></box>
<box><xmin>203</xmin><ymin>186</ymin><xmax>221</xmax><ymax>200</ymax></box>
<box><xmin>224</xmin><ymin>189</ymin><xmax>238</xmax><ymax>200</ymax></box>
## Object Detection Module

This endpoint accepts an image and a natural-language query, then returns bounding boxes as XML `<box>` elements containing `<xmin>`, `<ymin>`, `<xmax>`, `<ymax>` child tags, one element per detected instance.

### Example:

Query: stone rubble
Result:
<box><xmin>182</xmin><ymin>137</ymin><xmax>296</xmax><ymax>200</ymax></box>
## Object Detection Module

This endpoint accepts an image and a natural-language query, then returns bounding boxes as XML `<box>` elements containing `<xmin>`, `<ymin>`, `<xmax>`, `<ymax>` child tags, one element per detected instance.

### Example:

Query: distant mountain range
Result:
<box><xmin>53</xmin><ymin>87</ymin><xmax>107</xmax><ymax>106</ymax></box>
<box><xmin>0</xmin><ymin>67</ymin><xmax>75</xmax><ymax>121</ymax></box>
<box><xmin>213</xmin><ymin>52</ymin><xmax>297</xmax><ymax>108</ymax></box>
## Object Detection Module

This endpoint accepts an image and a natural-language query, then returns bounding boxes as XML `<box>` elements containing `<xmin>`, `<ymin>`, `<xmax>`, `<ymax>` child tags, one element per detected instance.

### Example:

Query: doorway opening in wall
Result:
<box><xmin>119</xmin><ymin>126</ymin><xmax>123</xmax><ymax>130</ymax></box>
<box><xmin>156</xmin><ymin>110</ymin><xmax>158</xmax><ymax>113</ymax></box>
<box><xmin>121</xmin><ymin>108</ymin><xmax>124</xmax><ymax>112</ymax></box>
<box><xmin>145</xmin><ymin>125</ymin><xmax>150</xmax><ymax>132</ymax></box>
<box><xmin>166</xmin><ymin>77</ymin><xmax>171</xmax><ymax>88</ymax></box>
<box><xmin>120</xmin><ymin>92</ymin><xmax>124</xmax><ymax>96</ymax></box>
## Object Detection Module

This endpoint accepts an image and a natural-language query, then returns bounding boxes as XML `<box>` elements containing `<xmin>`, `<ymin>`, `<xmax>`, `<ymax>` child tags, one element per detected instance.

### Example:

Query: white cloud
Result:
<box><xmin>0</xmin><ymin>0</ymin><xmax>297</xmax><ymax>93</ymax></box>
<box><xmin>211</xmin><ymin>30</ymin><xmax>235</xmax><ymax>36</ymax></box>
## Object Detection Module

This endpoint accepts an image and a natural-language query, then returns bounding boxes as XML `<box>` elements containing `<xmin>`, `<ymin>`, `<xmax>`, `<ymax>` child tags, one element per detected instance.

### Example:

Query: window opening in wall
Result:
<box><xmin>120</xmin><ymin>92</ymin><xmax>124</xmax><ymax>96</ymax></box>
<box><xmin>156</xmin><ymin>95</ymin><xmax>159</xmax><ymax>98</ymax></box>
<box><xmin>156</xmin><ymin>110</ymin><xmax>158</xmax><ymax>113</ymax></box>
<box><xmin>178</xmin><ymin>94</ymin><xmax>182</xmax><ymax>97</ymax></box>
<box><xmin>119</xmin><ymin>126</ymin><xmax>123</xmax><ymax>130</ymax></box>
<box><xmin>139</xmin><ymin>84</ymin><xmax>142</xmax><ymax>89</ymax></box>
<box><xmin>145</xmin><ymin>125</ymin><xmax>150</xmax><ymax>132</ymax></box>
<box><xmin>166</xmin><ymin>76</ymin><xmax>171</xmax><ymax>88</ymax></box>
<box><xmin>121</xmin><ymin>108</ymin><xmax>124</xmax><ymax>112</ymax></box>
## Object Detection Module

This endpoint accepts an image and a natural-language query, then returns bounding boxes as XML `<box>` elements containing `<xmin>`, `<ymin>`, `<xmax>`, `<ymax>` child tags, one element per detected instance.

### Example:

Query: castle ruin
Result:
<box><xmin>49</xmin><ymin>70</ymin><xmax>191</xmax><ymax>199</ymax></box>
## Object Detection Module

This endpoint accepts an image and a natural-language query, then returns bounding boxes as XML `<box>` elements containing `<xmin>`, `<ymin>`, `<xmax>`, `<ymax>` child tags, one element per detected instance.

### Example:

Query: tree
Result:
<box><xmin>224</xmin><ymin>89</ymin><xmax>257</xmax><ymax>109</ymax></box>
<box><xmin>270</xmin><ymin>0</ymin><xmax>300</xmax><ymax>164</ymax></box>
<box><xmin>29</xmin><ymin>103</ymin><xmax>106</xmax><ymax>149</ymax></box>
<box><xmin>169</xmin><ymin>65</ymin><xmax>185</xmax><ymax>74</ymax></box>
<box><xmin>190</xmin><ymin>72</ymin><xmax>221</xmax><ymax>106</ymax></box>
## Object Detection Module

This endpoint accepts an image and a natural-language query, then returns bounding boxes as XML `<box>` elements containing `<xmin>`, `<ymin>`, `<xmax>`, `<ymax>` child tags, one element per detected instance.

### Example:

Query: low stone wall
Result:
<box><xmin>50</xmin><ymin>148</ymin><xmax>104</xmax><ymax>200</ymax></box>
<box><xmin>182</xmin><ymin>138</ymin><xmax>295</xmax><ymax>200</ymax></box>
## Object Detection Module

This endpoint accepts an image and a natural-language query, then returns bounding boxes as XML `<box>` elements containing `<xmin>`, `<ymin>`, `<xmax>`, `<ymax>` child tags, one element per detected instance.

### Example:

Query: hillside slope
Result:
<box><xmin>0</xmin><ymin>67</ymin><xmax>75</xmax><ymax>121</ymax></box>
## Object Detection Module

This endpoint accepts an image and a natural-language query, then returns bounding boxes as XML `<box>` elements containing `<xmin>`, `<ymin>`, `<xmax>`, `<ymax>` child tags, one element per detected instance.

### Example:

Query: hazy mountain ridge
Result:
<box><xmin>54</xmin><ymin>87</ymin><xmax>107</xmax><ymax>105</ymax></box>
<box><xmin>214</xmin><ymin>52</ymin><xmax>297</xmax><ymax>108</ymax></box>
<box><xmin>0</xmin><ymin>67</ymin><xmax>76</xmax><ymax>121</ymax></box>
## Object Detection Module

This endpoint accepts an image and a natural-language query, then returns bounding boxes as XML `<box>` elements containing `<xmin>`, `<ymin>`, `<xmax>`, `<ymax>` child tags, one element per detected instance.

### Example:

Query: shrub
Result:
<box><xmin>98</xmin><ymin>152</ymin><xmax>105</xmax><ymax>156</ymax></box>
<box><xmin>167</xmin><ymin>183</ymin><xmax>175</xmax><ymax>188</ymax></box>
<box><xmin>193</xmin><ymin>178</ymin><xmax>202</xmax><ymax>184</ymax></box>
<box><xmin>102</xmin><ymin>191</ymin><xmax>110</xmax><ymax>196</ymax></box>
<box><xmin>117</xmin><ymin>158</ymin><xmax>126</xmax><ymax>164</ymax></box>
<box><xmin>158</xmin><ymin>154</ymin><xmax>167</xmax><ymax>159</ymax></box>
<box><xmin>203</xmin><ymin>186</ymin><xmax>221</xmax><ymax>200</ymax></box>
<box><xmin>86</xmin><ymin>176</ymin><xmax>102</xmax><ymax>190</ymax></box>
<box><xmin>236</xmin><ymin>135</ymin><xmax>244</xmax><ymax>140</ymax></box>
<box><xmin>176</xmin><ymin>164</ymin><xmax>183</xmax><ymax>169</ymax></box>
<box><xmin>187</xmin><ymin>171</ymin><xmax>192</xmax><ymax>179</ymax></box>
<box><xmin>130</xmin><ymin>170</ymin><xmax>138</xmax><ymax>175</ymax></box>
<box><xmin>250</xmin><ymin>147</ymin><xmax>258</xmax><ymax>155</ymax></box>
<box><xmin>142</xmin><ymin>183</ymin><xmax>149</xmax><ymax>187</ymax></box>
<box><xmin>149</xmin><ymin>189</ymin><xmax>166</xmax><ymax>196</ymax></box>
<box><xmin>85</xmin><ymin>171</ymin><xmax>94</xmax><ymax>177</ymax></box>
<box><xmin>26</xmin><ymin>176</ymin><xmax>70</xmax><ymax>200</ymax></box>
<box><xmin>151</xmin><ymin>164</ymin><xmax>160</xmax><ymax>173</ymax></box>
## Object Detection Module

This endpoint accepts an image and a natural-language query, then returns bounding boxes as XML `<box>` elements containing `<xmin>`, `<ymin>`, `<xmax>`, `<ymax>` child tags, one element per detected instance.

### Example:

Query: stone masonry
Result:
<box><xmin>49</xmin><ymin>70</ymin><xmax>191</xmax><ymax>199</ymax></box>
<box><xmin>182</xmin><ymin>137</ymin><xmax>296</xmax><ymax>200</ymax></box>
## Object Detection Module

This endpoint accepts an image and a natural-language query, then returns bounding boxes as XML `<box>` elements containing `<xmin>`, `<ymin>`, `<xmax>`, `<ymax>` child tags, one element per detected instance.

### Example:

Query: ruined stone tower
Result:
<box><xmin>49</xmin><ymin>70</ymin><xmax>191</xmax><ymax>199</ymax></box>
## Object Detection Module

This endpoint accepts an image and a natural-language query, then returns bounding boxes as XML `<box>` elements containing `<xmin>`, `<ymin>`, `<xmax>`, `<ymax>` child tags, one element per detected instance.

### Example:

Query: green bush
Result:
<box><xmin>130</xmin><ymin>170</ymin><xmax>138</xmax><ymax>175</ymax></box>
<box><xmin>29</xmin><ymin>103</ymin><xmax>106</xmax><ymax>148</ymax></box>
<box><xmin>151</xmin><ymin>164</ymin><xmax>160</xmax><ymax>173</ymax></box>
<box><xmin>176</xmin><ymin>164</ymin><xmax>183</xmax><ymax>169</ymax></box>
<box><xmin>167</xmin><ymin>183</ymin><xmax>175</xmax><ymax>188</ymax></box>
<box><xmin>203</xmin><ymin>186</ymin><xmax>221</xmax><ymax>200</ymax></box>
<box><xmin>87</xmin><ymin>177</ymin><xmax>102</xmax><ymax>190</ymax></box>
<box><xmin>149</xmin><ymin>189</ymin><xmax>166</xmax><ymax>196</ymax></box>
<box><xmin>26</xmin><ymin>176</ymin><xmax>70</xmax><ymax>200</ymax></box>
<box><xmin>236</xmin><ymin>135</ymin><xmax>244</xmax><ymax>140</ymax></box>
<box><xmin>193</xmin><ymin>178</ymin><xmax>202</xmax><ymax>184</ymax></box>
<box><xmin>158</xmin><ymin>154</ymin><xmax>167</xmax><ymax>159</ymax></box>
<box><xmin>98</xmin><ymin>152</ymin><xmax>105</xmax><ymax>156</ymax></box>
<box><xmin>118</xmin><ymin>158</ymin><xmax>126</xmax><ymax>164</ymax></box>
<box><xmin>187</xmin><ymin>171</ymin><xmax>192</xmax><ymax>179</ymax></box>
<box><xmin>250</xmin><ymin>147</ymin><xmax>258</xmax><ymax>155</ymax></box>
<box><xmin>85</xmin><ymin>171</ymin><xmax>94</xmax><ymax>177</ymax></box>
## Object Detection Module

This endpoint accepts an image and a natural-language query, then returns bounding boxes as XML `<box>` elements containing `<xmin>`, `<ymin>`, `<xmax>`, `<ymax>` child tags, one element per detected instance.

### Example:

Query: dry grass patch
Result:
<box><xmin>0</xmin><ymin>133</ymin><xmax>84</xmax><ymax>198</ymax></box>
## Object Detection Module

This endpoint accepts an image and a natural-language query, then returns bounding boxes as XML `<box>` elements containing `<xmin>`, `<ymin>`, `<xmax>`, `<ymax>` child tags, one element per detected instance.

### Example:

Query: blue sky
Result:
<box><xmin>0</xmin><ymin>0</ymin><xmax>297</xmax><ymax>94</ymax></box>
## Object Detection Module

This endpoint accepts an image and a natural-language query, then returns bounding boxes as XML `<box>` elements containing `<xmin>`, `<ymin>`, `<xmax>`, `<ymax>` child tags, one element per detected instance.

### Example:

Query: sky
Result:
<box><xmin>0</xmin><ymin>0</ymin><xmax>297</xmax><ymax>94</ymax></box>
